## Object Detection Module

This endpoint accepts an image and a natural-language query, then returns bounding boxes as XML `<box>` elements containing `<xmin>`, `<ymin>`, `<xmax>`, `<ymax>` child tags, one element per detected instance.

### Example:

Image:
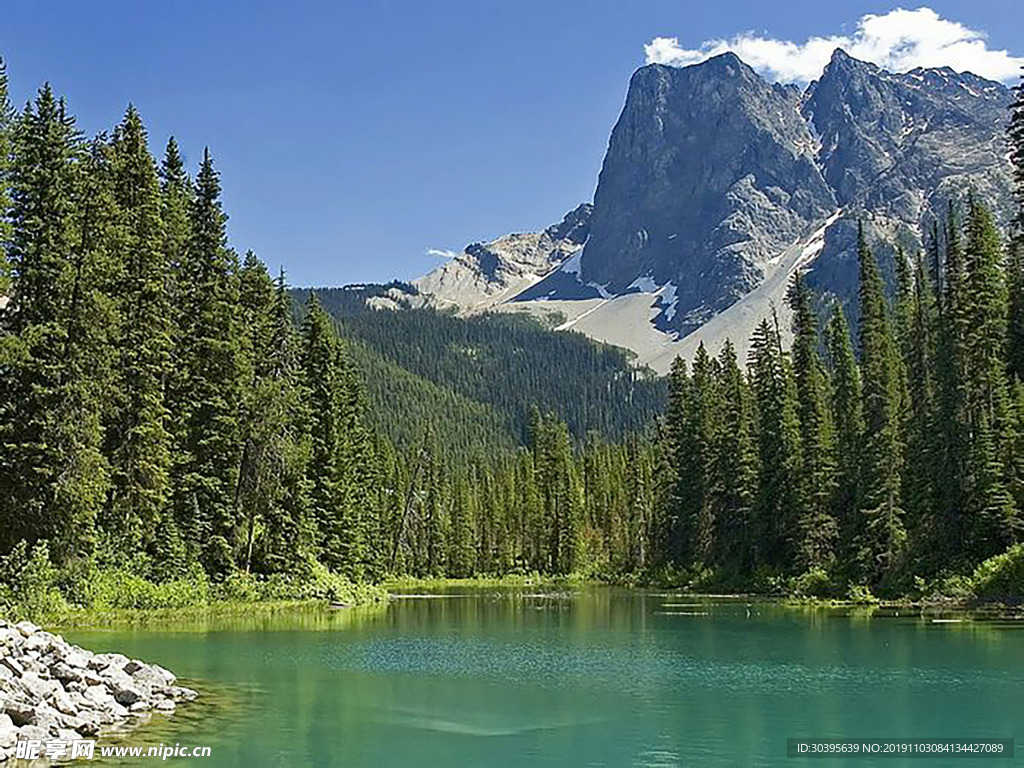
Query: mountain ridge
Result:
<box><xmin>373</xmin><ymin>48</ymin><xmax>1014</xmax><ymax>373</ymax></box>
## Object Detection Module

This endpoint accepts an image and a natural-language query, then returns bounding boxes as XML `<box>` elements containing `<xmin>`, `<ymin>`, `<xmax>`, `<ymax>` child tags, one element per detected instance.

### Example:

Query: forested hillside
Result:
<box><xmin>304</xmin><ymin>286</ymin><xmax>667</xmax><ymax>445</ymax></box>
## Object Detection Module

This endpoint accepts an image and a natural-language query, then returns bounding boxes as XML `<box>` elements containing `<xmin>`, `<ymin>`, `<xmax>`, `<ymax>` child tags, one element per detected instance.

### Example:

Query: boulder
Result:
<box><xmin>111</xmin><ymin>681</ymin><xmax>143</xmax><ymax>707</ymax></box>
<box><xmin>0</xmin><ymin>714</ymin><xmax>17</xmax><ymax>749</ymax></box>
<box><xmin>50</xmin><ymin>661</ymin><xmax>82</xmax><ymax>685</ymax></box>
<box><xmin>3</xmin><ymin>700</ymin><xmax>36</xmax><ymax>727</ymax></box>
<box><xmin>49</xmin><ymin>690</ymin><xmax>78</xmax><ymax>717</ymax></box>
<box><xmin>14</xmin><ymin>621</ymin><xmax>40</xmax><ymax>638</ymax></box>
<box><xmin>0</xmin><ymin>657</ymin><xmax>23</xmax><ymax>679</ymax></box>
<box><xmin>87</xmin><ymin>653</ymin><xmax>129</xmax><ymax>673</ymax></box>
<box><xmin>170</xmin><ymin>686</ymin><xmax>198</xmax><ymax>702</ymax></box>
<box><xmin>16</xmin><ymin>724</ymin><xmax>48</xmax><ymax>742</ymax></box>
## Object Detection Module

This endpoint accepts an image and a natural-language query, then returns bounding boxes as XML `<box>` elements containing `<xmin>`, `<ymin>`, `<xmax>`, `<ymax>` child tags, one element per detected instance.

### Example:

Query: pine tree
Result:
<box><xmin>104</xmin><ymin>105</ymin><xmax>173</xmax><ymax>555</ymax></box>
<box><xmin>711</xmin><ymin>340</ymin><xmax>757</xmax><ymax>576</ymax></box>
<box><xmin>171</xmin><ymin>148</ymin><xmax>243</xmax><ymax>575</ymax></box>
<box><xmin>749</xmin><ymin>317</ymin><xmax>802</xmax><ymax>572</ymax></box>
<box><xmin>787</xmin><ymin>274</ymin><xmax>838</xmax><ymax>571</ymax></box>
<box><xmin>960</xmin><ymin>198</ymin><xmax>1018</xmax><ymax>557</ymax></box>
<box><xmin>855</xmin><ymin>223</ymin><xmax>906</xmax><ymax>585</ymax></box>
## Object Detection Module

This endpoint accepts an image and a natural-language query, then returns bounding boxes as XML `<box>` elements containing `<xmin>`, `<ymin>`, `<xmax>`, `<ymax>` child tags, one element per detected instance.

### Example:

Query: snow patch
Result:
<box><xmin>658</xmin><ymin>283</ymin><xmax>679</xmax><ymax>321</ymax></box>
<box><xmin>628</xmin><ymin>274</ymin><xmax>659</xmax><ymax>292</ymax></box>
<box><xmin>559</xmin><ymin>248</ymin><xmax>583</xmax><ymax>275</ymax></box>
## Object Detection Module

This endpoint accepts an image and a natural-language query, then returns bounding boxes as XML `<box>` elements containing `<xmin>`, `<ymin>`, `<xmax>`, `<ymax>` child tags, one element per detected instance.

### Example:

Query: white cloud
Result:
<box><xmin>644</xmin><ymin>7</ymin><xmax>1024</xmax><ymax>83</ymax></box>
<box><xmin>426</xmin><ymin>248</ymin><xmax>459</xmax><ymax>259</ymax></box>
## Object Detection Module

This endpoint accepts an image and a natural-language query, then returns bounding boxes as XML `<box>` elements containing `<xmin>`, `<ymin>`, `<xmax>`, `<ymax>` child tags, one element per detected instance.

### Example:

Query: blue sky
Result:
<box><xmin>3</xmin><ymin>1</ymin><xmax>1023</xmax><ymax>286</ymax></box>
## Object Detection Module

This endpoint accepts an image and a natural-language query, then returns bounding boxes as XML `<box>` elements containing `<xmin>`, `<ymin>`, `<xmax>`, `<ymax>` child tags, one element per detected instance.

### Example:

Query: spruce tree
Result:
<box><xmin>301</xmin><ymin>292</ymin><xmax>367</xmax><ymax>580</ymax></box>
<box><xmin>826</xmin><ymin>303</ymin><xmax>864</xmax><ymax>566</ymax></box>
<box><xmin>933</xmin><ymin>205</ymin><xmax>969</xmax><ymax>563</ymax></box>
<box><xmin>0</xmin><ymin>59</ymin><xmax>14</xmax><ymax>293</ymax></box>
<box><xmin>171</xmin><ymin>148</ymin><xmax>243</xmax><ymax>575</ymax></box>
<box><xmin>855</xmin><ymin>223</ymin><xmax>906</xmax><ymax>585</ymax></box>
<box><xmin>712</xmin><ymin>340</ymin><xmax>757</xmax><ymax>576</ymax></box>
<box><xmin>787</xmin><ymin>274</ymin><xmax>838</xmax><ymax>571</ymax></box>
<box><xmin>0</xmin><ymin>86</ymin><xmax>111</xmax><ymax>562</ymax></box>
<box><xmin>1007</xmin><ymin>71</ymin><xmax>1024</xmax><ymax>381</ymax></box>
<box><xmin>901</xmin><ymin>251</ymin><xmax>940</xmax><ymax>569</ymax></box>
<box><xmin>960</xmin><ymin>198</ymin><xmax>1018</xmax><ymax>557</ymax></box>
<box><xmin>689</xmin><ymin>343</ymin><xmax>720</xmax><ymax>565</ymax></box>
<box><xmin>749</xmin><ymin>317</ymin><xmax>802</xmax><ymax>571</ymax></box>
<box><xmin>105</xmin><ymin>105</ymin><xmax>173</xmax><ymax>555</ymax></box>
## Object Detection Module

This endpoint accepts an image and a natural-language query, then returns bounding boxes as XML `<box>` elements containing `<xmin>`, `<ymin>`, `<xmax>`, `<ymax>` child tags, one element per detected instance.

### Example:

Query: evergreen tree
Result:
<box><xmin>235</xmin><ymin>257</ymin><xmax>313</xmax><ymax>574</ymax></box>
<box><xmin>0</xmin><ymin>59</ymin><xmax>14</xmax><ymax>291</ymax></box>
<box><xmin>855</xmin><ymin>223</ymin><xmax>906</xmax><ymax>584</ymax></box>
<box><xmin>104</xmin><ymin>105</ymin><xmax>173</xmax><ymax>555</ymax></box>
<box><xmin>1007</xmin><ymin>71</ymin><xmax>1024</xmax><ymax>381</ymax></box>
<box><xmin>901</xmin><ymin>250</ymin><xmax>940</xmax><ymax>569</ymax></box>
<box><xmin>689</xmin><ymin>343</ymin><xmax>720</xmax><ymax>565</ymax></box>
<box><xmin>960</xmin><ymin>198</ymin><xmax>1018</xmax><ymax>556</ymax></box>
<box><xmin>711</xmin><ymin>340</ymin><xmax>757</xmax><ymax>575</ymax></box>
<box><xmin>170</xmin><ymin>148</ymin><xmax>243</xmax><ymax>575</ymax></box>
<box><xmin>749</xmin><ymin>317</ymin><xmax>802</xmax><ymax>572</ymax></box>
<box><xmin>933</xmin><ymin>205</ymin><xmax>969</xmax><ymax>563</ymax></box>
<box><xmin>0</xmin><ymin>86</ymin><xmax>111</xmax><ymax>562</ymax></box>
<box><xmin>301</xmin><ymin>293</ymin><xmax>366</xmax><ymax>579</ymax></box>
<box><xmin>787</xmin><ymin>274</ymin><xmax>838</xmax><ymax>571</ymax></box>
<box><xmin>826</xmin><ymin>303</ymin><xmax>864</xmax><ymax>568</ymax></box>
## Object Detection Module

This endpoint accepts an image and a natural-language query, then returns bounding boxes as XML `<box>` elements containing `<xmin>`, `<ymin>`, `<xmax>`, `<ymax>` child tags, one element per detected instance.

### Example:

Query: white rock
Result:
<box><xmin>14</xmin><ymin>622</ymin><xmax>39</xmax><ymax>638</ymax></box>
<box><xmin>49</xmin><ymin>690</ymin><xmax>77</xmax><ymax>717</ymax></box>
<box><xmin>0</xmin><ymin>713</ymin><xmax>16</xmax><ymax>749</ymax></box>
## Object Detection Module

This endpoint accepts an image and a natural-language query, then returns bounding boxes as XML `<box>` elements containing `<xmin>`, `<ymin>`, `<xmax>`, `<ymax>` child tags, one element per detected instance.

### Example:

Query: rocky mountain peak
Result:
<box><xmin>402</xmin><ymin>49</ymin><xmax>1016</xmax><ymax>372</ymax></box>
<box><xmin>577</xmin><ymin>52</ymin><xmax>836</xmax><ymax>333</ymax></box>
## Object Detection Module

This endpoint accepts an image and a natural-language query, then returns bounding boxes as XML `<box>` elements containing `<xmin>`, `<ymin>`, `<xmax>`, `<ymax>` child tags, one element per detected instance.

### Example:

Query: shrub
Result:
<box><xmin>0</xmin><ymin>540</ymin><xmax>69</xmax><ymax>620</ymax></box>
<box><xmin>83</xmin><ymin>562</ymin><xmax>211</xmax><ymax>611</ymax></box>
<box><xmin>968</xmin><ymin>544</ymin><xmax>1024</xmax><ymax>602</ymax></box>
<box><xmin>790</xmin><ymin>567</ymin><xmax>838</xmax><ymax>598</ymax></box>
<box><xmin>847</xmin><ymin>584</ymin><xmax>879</xmax><ymax>605</ymax></box>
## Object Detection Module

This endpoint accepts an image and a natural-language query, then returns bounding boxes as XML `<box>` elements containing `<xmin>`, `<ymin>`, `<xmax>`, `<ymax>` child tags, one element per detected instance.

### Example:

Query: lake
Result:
<box><xmin>64</xmin><ymin>589</ymin><xmax>1023</xmax><ymax>766</ymax></box>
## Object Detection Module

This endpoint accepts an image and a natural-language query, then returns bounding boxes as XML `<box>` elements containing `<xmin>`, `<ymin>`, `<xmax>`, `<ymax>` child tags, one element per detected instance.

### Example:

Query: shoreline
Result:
<box><xmin>383</xmin><ymin>576</ymin><xmax>1024</xmax><ymax>614</ymax></box>
<box><xmin>0</xmin><ymin>620</ymin><xmax>198</xmax><ymax>763</ymax></box>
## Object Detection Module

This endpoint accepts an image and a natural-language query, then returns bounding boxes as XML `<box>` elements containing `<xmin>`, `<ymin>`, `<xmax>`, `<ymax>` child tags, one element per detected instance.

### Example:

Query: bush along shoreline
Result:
<box><xmin>0</xmin><ymin>541</ymin><xmax>388</xmax><ymax>626</ymax></box>
<box><xmin>0</xmin><ymin>619</ymin><xmax>197</xmax><ymax>762</ymax></box>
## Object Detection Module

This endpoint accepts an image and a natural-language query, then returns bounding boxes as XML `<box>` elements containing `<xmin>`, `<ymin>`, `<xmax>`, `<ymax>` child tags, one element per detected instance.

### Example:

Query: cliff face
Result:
<box><xmin>579</xmin><ymin>54</ymin><xmax>836</xmax><ymax>333</ymax></box>
<box><xmin>404</xmin><ymin>49</ymin><xmax>1014</xmax><ymax>371</ymax></box>
<box><xmin>800</xmin><ymin>49</ymin><xmax>1013</xmax><ymax>304</ymax></box>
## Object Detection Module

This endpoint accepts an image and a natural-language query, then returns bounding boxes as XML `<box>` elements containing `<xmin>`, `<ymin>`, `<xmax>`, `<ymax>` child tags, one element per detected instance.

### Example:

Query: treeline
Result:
<box><xmin>6</xmin><ymin>55</ymin><xmax>1024</xmax><ymax>608</ymax></box>
<box><xmin>0</xmin><ymin>66</ymin><xmax>391</xmax><ymax>592</ymax></box>
<box><xmin>385</xmin><ymin>413</ymin><xmax>658</xmax><ymax>578</ymax></box>
<box><xmin>0</xmin><ymin>65</ymin><xmax>658</xmax><ymax>603</ymax></box>
<box><xmin>658</xmin><ymin>201</ymin><xmax>1024</xmax><ymax>594</ymax></box>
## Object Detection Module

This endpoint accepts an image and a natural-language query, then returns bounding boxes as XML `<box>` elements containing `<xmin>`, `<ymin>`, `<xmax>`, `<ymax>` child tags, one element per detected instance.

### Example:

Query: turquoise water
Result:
<box><xmin>64</xmin><ymin>590</ymin><xmax>1023</xmax><ymax>766</ymax></box>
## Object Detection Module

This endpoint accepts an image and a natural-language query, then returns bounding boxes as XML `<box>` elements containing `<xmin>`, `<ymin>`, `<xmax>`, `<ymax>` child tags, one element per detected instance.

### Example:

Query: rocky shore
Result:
<box><xmin>0</xmin><ymin>619</ymin><xmax>196</xmax><ymax>762</ymax></box>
